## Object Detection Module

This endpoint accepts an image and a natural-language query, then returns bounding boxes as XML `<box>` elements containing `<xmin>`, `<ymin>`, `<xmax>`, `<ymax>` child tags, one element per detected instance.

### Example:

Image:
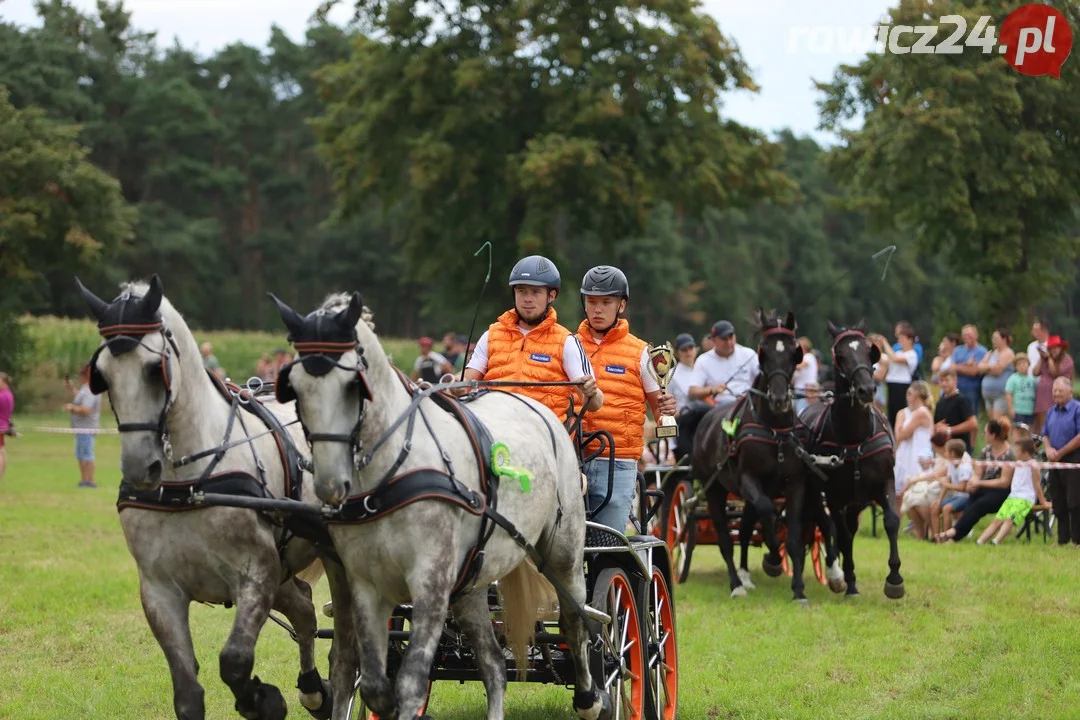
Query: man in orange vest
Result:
<box><xmin>462</xmin><ymin>255</ymin><xmax>603</xmax><ymax>423</ymax></box>
<box><xmin>576</xmin><ymin>265</ymin><xmax>676</xmax><ymax>531</ymax></box>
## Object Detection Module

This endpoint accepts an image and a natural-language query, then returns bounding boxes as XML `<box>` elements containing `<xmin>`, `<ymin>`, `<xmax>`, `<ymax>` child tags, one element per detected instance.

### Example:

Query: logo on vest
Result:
<box><xmin>605</xmin><ymin>365</ymin><xmax>627</xmax><ymax>374</ymax></box>
<box><xmin>529</xmin><ymin>353</ymin><xmax>552</xmax><ymax>363</ymax></box>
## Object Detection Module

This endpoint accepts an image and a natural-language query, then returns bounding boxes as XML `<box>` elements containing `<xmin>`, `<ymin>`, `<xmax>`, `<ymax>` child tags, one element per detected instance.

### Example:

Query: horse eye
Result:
<box><xmin>146</xmin><ymin>362</ymin><xmax>165</xmax><ymax>383</ymax></box>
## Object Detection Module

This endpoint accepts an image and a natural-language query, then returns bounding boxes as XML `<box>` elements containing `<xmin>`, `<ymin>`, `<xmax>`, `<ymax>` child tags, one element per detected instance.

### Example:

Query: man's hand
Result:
<box><xmin>712</xmin><ymin>383</ymin><xmax>727</xmax><ymax>396</ymax></box>
<box><xmin>575</xmin><ymin>375</ymin><xmax>598</xmax><ymax>400</ymax></box>
<box><xmin>63</xmin><ymin>403</ymin><xmax>73</xmax><ymax>412</ymax></box>
<box><xmin>657</xmin><ymin>393</ymin><xmax>677</xmax><ymax>416</ymax></box>
<box><xmin>1047</xmin><ymin>446</ymin><xmax>1060</xmax><ymax>462</ymax></box>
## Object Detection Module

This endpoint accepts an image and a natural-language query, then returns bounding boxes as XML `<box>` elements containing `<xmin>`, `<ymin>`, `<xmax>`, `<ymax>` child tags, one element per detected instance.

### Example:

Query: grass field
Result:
<box><xmin>2</xmin><ymin>414</ymin><xmax>1080</xmax><ymax>719</ymax></box>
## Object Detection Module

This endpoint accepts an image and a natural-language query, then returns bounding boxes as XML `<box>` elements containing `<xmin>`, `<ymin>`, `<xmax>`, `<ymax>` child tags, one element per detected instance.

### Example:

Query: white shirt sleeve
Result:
<box><xmin>562</xmin><ymin>335</ymin><xmax>593</xmax><ymax>379</ymax></box>
<box><xmin>428</xmin><ymin>351</ymin><xmax>451</xmax><ymax>368</ymax></box>
<box><xmin>640</xmin><ymin>347</ymin><xmax>660</xmax><ymax>393</ymax></box>
<box><xmin>465</xmin><ymin>331</ymin><xmax>490</xmax><ymax>375</ymax></box>
<box><xmin>903</xmin><ymin>349</ymin><xmax>918</xmax><ymax>372</ymax></box>
<box><xmin>689</xmin><ymin>356</ymin><xmax>707</xmax><ymax>389</ymax></box>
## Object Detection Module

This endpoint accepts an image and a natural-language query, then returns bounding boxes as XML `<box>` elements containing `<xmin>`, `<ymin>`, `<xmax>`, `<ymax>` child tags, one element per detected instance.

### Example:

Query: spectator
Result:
<box><xmin>64</xmin><ymin>364</ymin><xmax>101</xmax><ymax>488</ymax></box>
<box><xmin>1027</xmin><ymin>319</ymin><xmax>1050</xmax><ymax>376</ymax></box>
<box><xmin>893</xmin><ymin>380</ymin><xmax>934</xmax><ymax>512</ymax></box>
<box><xmin>793</xmin><ymin>336</ymin><xmax>818</xmax><ymax>415</ymax></box>
<box><xmin>669</xmin><ymin>333</ymin><xmax>699</xmax><ymax>414</ymax></box>
<box><xmin>0</xmin><ymin>372</ymin><xmax>12</xmax><ymax>481</ymax></box>
<box><xmin>700</xmin><ymin>334</ymin><xmax>714</xmax><ymax>354</ymax></box>
<box><xmin>272</xmin><ymin>348</ymin><xmax>291</xmax><ymax>379</ymax></box>
<box><xmin>873</xmin><ymin>323</ymin><xmax>918</xmax><ymax>424</ymax></box>
<box><xmin>979</xmin><ymin>328</ymin><xmax>1015</xmax><ymax>420</ymax></box>
<box><xmin>976</xmin><ymin>436</ymin><xmax>1048</xmax><ymax>545</ymax></box>
<box><xmin>1005</xmin><ymin>354</ymin><xmax>1037</xmax><ymax>426</ymax></box>
<box><xmin>688</xmin><ymin>320</ymin><xmax>759</xmax><ymax>414</ymax></box>
<box><xmin>442</xmin><ymin>331</ymin><xmax>460</xmax><ymax>368</ymax></box>
<box><xmin>892</xmin><ymin>323</ymin><xmax>925</xmax><ymax>369</ymax></box>
<box><xmin>933</xmin><ymin>367</ymin><xmax>978</xmax><ymax>453</ymax></box>
<box><xmin>255</xmin><ymin>354</ymin><xmax>274</xmax><ymax>382</ymax></box>
<box><xmin>449</xmin><ymin>335</ymin><xmax>469</xmax><ymax>375</ymax></box>
<box><xmin>1033</xmin><ymin>335</ymin><xmax>1073</xmax><ymax>432</ymax></box>
<box><xmin>930</xmin><ymin>332</ymin><xmax>959</xmax><ymax>386</ymax></box>
<box><xmin>935</xmin><ymin>417</ymin><xmax>1015</xmax><ymax>543</ymax></box>
<box><xmin>933</xmin><ymin>437</ymin><xmax>974</xmax><ymax>538</ymax></box>
<box><xmin>411</xmin><ymin>336</ymin><xmax>454</xmax><ymax>384</ymax></box>
<box><xmin>1041</xmin><ymin>376</ymin><xmax>1080</xmax><ymax>545</ymax></box>
<box><xmin>952</xmin><ymin>324</ymin><xmax>988</xmax><ymax>418</ymax></box>
<box><xmin>200</xmin><ymin>342</ymin><xmax>225</xmax><ymax>380</ymax></box>
<box><xmin>902</xmin><ymin>430</ymin><xmax>950</xmax><ymax>539</ymax></box>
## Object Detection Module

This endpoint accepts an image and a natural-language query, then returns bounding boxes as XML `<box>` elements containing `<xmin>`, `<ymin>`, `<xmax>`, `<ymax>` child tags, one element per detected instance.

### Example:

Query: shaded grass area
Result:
<box><xmin>2</xmin><ymin>415</ymin><xmax>1079</xmax><ymax>718</ymax></box>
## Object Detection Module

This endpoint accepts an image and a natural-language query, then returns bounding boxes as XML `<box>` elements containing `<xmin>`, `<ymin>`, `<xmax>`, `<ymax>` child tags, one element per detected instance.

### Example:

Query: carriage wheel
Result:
<box><xmin>661</xmin><ymin>480</ymin><xmax>696</xmax><ymax>584</ymax></box>
<box><xmin>640</xmin><ymin>567</ymin><xmax>678</xmax><ymax>720</ymax></box>
<box><xmin>590</xmin><ymin>567</ymin><xmax>646</xmax><ymax>720</ymax></box>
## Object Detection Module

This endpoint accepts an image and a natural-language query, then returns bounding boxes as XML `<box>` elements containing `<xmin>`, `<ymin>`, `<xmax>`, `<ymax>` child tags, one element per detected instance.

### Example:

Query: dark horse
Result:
<box><xmin>690</xmin><ymin>309</ymin><xmax>816</xmax><ymax>603</ymax></box>
<box><xmin>800</xmin><ymin>320</ymin><xmax>904</xmax><ymax>599</ymax></box>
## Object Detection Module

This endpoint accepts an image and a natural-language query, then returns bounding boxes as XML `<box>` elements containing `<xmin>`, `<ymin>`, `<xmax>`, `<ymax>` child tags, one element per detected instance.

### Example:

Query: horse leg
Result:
<box><xmin>703</xmin><ymin>478</ymin><xmax>745</xmax><ymax>597</ymax></box>
<box><xmin>738</xmin><ymin>502</ymin><xmax>757</xmax><ymax>590</ymax></box>
<box><xmin>220</xmin><ymin>581</ymin><xmax>284</xmax><ymax>720</ymax></box>
<box><xmin>451</xmin><ymin>587</ymin><xmax>506</xmax><ymax>720</ymax></box>
<box><xmin>740</xmin><ymin>476</ymin><xmax>782</xmax><ymax>577</ymax></box>
<box><xmin>537</xmin><ymin>518</ymin><xmax>605</xmax><ymax>719</ymax></box>
<box><xmin>395</xmin><ymin>573</ymin><xmax>454</xmax><ymax>720</ymax></box>
<box><xmin>875</xmin><ymin>485</ymin><xmax>906</xmax><ymax>599</ymax></box>
<box><xmin>816</xmin><ymin>494</ymin><xmax>845</xmax><ymax>594</ymax></box>
<box><xmin>837</xmin><ymin>504</ymin><xmax>860</xmax><ymax>597</ymax></box>
<box><xmin>140</xmin><ymin>580</ymin><xmax>204</xmax><ymax>720</ymax></box>
<box><xmin>272</xmin><ymin>578</ymin><xmax>331</xmax><ymax>719</ymax></box>
<box><xmin>323</xmin><ymin>559</ymin><xmax>363</xmax><ymax>720</ymax></box>
<box><xmin>353</xmin><ymin>589</ymin><xmax>396</xmax><ymax>719</ymax></box>
<box><xmin>784</xmin><ymin>478</ymin><xmax>808</xmax><ymax>605</ymax></box>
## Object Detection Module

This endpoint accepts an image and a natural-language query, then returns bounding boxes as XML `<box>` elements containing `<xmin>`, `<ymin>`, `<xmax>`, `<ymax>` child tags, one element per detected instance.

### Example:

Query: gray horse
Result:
<box><xmin>269</xmin><ymin>291</ymin><xmax>609</xmax><ymax>720</ymax></box>
<box><xmin>76</xmin><ymin>276</ymin><xmax>350</xmax><ymax>720</ymax></box>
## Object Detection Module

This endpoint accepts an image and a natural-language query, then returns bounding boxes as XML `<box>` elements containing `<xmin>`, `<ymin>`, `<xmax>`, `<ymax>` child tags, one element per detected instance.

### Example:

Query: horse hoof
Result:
<box><xmin>574</xmin><ymin>687</ymin><xmax>608</xmax><ymax>720</ymax></box>
<box><xmin>793</xmin><ymin>598</ymin><xmax>809</xmax><ymax>608</ymax></box>
<box><xmin>737</xmin><ymin>568</ymin><xmax>756</xmax><ymax>589</ymax></box>
<box><xmin>828</xmin><ymin>576</ymin><xmax>846</xmax><ymax>594</ymax></box>
<box><xmin>299</xmin><ymin>679</ymin><xmax>333</xmax><ymax>719</ymax></box>
<box><xmin>730</xmin><ymin>586</ymin><xmax>748</xmax><ymax>599</ymax></box>
<box><xmin>845</xmin><ymin>591</ymin><xmax>861</xmax><ymax>599</ymax></box>
<box><xmin>762</xmin><ymin>556</ymin><xmax>783</xmax><ymax>577</ymax></box>
<box><xmin>884</xmin><ymin>581</ymin><xmax>905</xmax><ymax>600</ymax></box>
<box><xmin>241</xmin><ymin>682</ymin><xmax>287</xmax><ymax>720</ymax></box>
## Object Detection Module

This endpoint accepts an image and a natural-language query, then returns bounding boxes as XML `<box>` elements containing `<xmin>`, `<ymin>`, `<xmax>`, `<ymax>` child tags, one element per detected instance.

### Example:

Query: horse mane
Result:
<box><xmin>318</xmin><ymin>292</ymin><xmax>377</xmax><ymax>333</ymax></box>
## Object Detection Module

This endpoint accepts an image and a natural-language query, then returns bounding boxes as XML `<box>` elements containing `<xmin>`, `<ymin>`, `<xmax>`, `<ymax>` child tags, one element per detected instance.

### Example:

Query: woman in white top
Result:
<box><xmin>793</xmin><ymin>336</ymin><xmax>818</xmax><ymax>416</ymax></box>
<box><xmin>976</xmin><ymin>436</ymin><xmax>1048</xmax><ymax>545</ymax></box>
<box><xmin>931</xmin><ymin>332</ymin><xmax>959</xmax><ymax>386</ymax></box>
<box><xmin>893</xmin><ymin>381</ymin><xmax>935</xmax><ymax>512</ymax></box>
<box><xmin>873</xmin><ymin>323</ymin><xmax>919</xmax><ymax>425</ymax></box>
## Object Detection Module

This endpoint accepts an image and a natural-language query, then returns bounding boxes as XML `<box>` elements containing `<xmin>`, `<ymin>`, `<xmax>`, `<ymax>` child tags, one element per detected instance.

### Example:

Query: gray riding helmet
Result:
<box><xmin>509</xmin><ymin>255</ymin><xmax>561</xmax><ymax>289</ymax></box>
<box><xmin>580</xmin><ymin>265</ymin><xmax>630</xmax><ymax>301</ymax></box>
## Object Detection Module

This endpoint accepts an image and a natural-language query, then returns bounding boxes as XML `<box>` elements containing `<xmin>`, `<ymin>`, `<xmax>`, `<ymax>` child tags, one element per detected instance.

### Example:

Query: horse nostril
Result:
<box><xmin>341</xmin><ymin>480</ymin><xmax>351</xmax><ymax>499</ymax></box>
<box><xmin>147</xmin><ymin>460</ymin><xmax>163</xmax><ymax>479</ymax></box>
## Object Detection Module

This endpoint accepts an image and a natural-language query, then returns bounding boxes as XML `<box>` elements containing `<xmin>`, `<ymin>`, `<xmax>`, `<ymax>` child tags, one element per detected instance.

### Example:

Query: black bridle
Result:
<box><xmin>757</xmin><ymin>324</ymin><xmax>799</xmax><ymax>407</ymax></box>
<box><xmin>830</xmin><ymin>329</ymin><xmax>877</xmax><ymax>392</ymax></box>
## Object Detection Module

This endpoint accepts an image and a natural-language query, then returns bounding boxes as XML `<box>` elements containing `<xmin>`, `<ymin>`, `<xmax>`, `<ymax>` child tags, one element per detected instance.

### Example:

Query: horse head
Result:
<box><xmin>268</xmin><ymin>291</ymin><xmax>377</xmax><ymax>506</ymax></box>
<box><xmin>75</xmin><ymin>274</ymin><xmax>179</xmax><ymax>490</ymax></box>
<box><xmin>827</xmin><ymin>319</ymin><xmax>879</xmax><ymax>406</ymax></box>
<box><xmin>753</xmin><ymin>308</ymin><xmax>801</xmax><ymax>415</ymax></box>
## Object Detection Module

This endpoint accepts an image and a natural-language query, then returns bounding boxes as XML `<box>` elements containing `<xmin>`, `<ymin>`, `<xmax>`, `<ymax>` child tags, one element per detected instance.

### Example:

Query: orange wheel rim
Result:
<box><xmin>648</xmin><ymin>569</ymin><xmax>678</xmax><ymax>719</ymax></box>
<box><xmin>606</xmin><ymin>573</ymin><xmax>644</xmax><ymax>718</ymax></box>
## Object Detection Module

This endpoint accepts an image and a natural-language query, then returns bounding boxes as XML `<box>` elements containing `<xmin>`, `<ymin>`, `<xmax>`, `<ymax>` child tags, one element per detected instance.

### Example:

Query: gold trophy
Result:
<box><xmin>647</xmin><ymin>342</ymin><xmax>678</xmax><ymax>438</ymax></box>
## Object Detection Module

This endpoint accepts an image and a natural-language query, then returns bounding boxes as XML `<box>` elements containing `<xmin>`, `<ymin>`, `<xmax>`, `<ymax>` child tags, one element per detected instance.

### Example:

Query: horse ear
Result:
<box><xmin>784</xmin><ymin>311</ymin><xmax>796</xmax><ymax>331</ymax></box>
<box><xmin>142</xmin><ymin>274</ymin><xmax>163</xmax><ymax>315</ymax></box>
<box><xmin>268</xmin><ymin>292</ymin><xmax>307</xmax><ymax>339</ymax></box>
<box><xmin>854</xmin><ymin>318</ymin><xmax>866</xmax><ymax>332</ymax></box>
<box><xmin>338</xmin><ymin>292</ymin><xmax>365</xmax><ymax>331</ymax></box>
<box><xmin>74</xmin><ymin>276</ymin><xmax>108</xmax><ymax>321</ymax></box>
<box><xmin>869</xmin><ymin>343</ymin><xmax>882</xmax><ymax>364</ymax></box>
<box><xmin>827</xmin><ymin>320</ymin><xmax>840</xmax><ymax>337</ymax></box>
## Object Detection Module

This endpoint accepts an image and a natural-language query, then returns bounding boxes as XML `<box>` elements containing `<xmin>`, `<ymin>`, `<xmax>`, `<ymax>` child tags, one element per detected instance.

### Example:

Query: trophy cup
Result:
<box><xmin>647</xmin><ymin>342</ymin><xmax>679</xmax><ymax>438</ymax></box>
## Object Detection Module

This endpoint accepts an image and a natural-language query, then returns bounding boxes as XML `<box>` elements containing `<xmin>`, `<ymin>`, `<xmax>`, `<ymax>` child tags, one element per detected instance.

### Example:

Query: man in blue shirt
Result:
<box><xmin>951</xmin><ymin>324</ymin><xmax>987</xmax><ymax>418</ymax></box>
<box><xmin>1042</xmin><ymin>376</ymin><xmax>1080</xmax><ymax>545</ymax></box>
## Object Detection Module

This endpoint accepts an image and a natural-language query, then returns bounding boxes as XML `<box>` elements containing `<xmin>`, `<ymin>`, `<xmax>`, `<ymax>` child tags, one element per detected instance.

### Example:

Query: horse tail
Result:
<box><xmin>500</xmin><ymin>557</ymin><xmax>558</xmax><ymax>681</ymax></box>
<box><xmin>295</xmin><ymin>557</ymin><xmax>325</xmax><ymax>589</ymax></box>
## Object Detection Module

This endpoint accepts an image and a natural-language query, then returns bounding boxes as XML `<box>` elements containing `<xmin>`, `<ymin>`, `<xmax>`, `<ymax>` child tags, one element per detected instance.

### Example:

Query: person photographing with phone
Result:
<box><xmin>63</xmin><ymin>364</ymin><xmax>101</xmax><ymax>488</ymax></box>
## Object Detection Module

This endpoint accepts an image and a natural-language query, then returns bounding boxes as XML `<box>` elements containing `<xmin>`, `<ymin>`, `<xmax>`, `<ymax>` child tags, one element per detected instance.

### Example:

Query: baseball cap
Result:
<box><xmin>418</xmin><ymin>336</ymin><xmax>434</xmax><ymax>347</ymax></box>
<box><xmin>711</xmin><ymin>320</ymin><xmax>735</xmax><ymax>338</ymax></box>
<box><xmin>674</xmin><ymin>333</ymin><xmax>696</xmax><ymax>350</ymax></box>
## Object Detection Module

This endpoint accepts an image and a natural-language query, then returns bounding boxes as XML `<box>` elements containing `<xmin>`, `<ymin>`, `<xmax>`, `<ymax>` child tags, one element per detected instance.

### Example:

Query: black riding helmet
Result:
<box><xmin>580</xmin><ymin>265</ymin><xmax>629</xmax><ymax>333</ymax></box>
<box><xmin>509</xmin><ymin>255</ymin><xmax>560</xmax><ymax>322</ymax></box>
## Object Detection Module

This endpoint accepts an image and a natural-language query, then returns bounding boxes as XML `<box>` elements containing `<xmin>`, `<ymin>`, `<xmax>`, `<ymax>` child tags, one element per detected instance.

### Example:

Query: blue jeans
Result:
<box><xmin>584</xmin><ymin>458</ymin><xmax>639</xmax><ymax>532</ymax></box>
<box><xmin>75</xmin><ymin>433</ymin><xmax>95</xmax><ymax>461</ymax></box>
<box><xmin>960</xmin><ymin>386</ymin><xmax>982</xmax><ymax>418</ymax></box>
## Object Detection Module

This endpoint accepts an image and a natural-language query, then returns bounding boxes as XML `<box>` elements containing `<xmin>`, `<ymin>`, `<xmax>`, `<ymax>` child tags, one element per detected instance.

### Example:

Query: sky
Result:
<box><xmin>1</xmin><ymin>0</ymin><xmax>896</xmax><ymax>145</ymax></box>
